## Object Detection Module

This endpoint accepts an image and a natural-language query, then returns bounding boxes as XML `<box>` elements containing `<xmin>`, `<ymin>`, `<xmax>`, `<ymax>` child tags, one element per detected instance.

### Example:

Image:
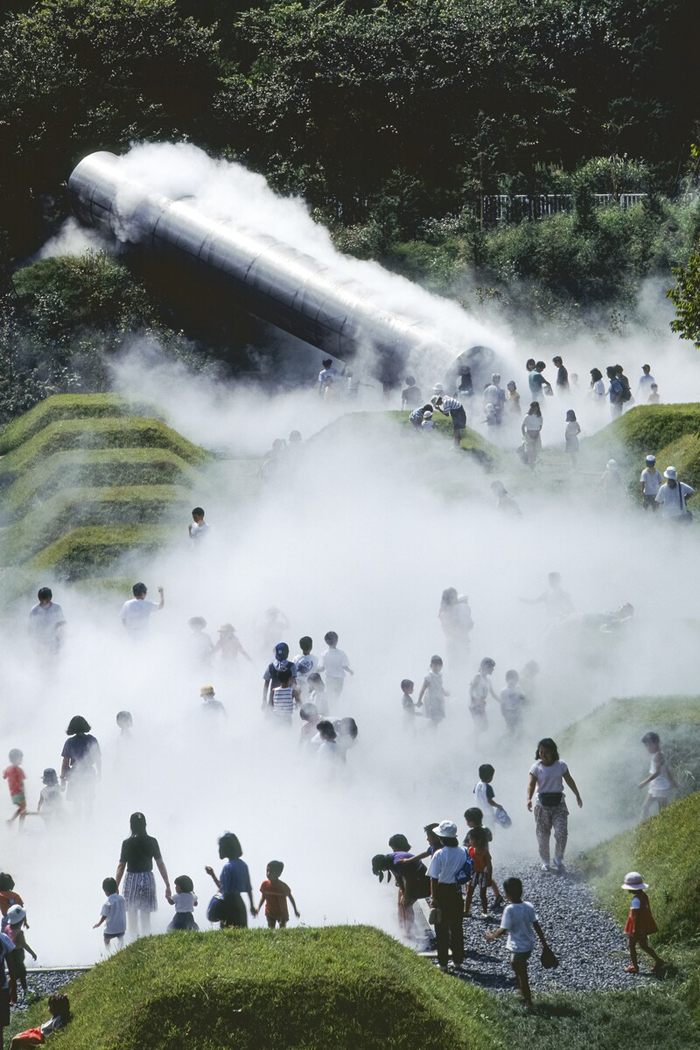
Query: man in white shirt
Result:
<box><xmin>120</xmin><ymin>582</ymin><xmax>164</xmax><ymax>632</ymax></box>
<box><xmin>28</xmin><ymin>587</ymin><xmax>64</xmax><ymax>651</ymax></box>
<box><xmin>639</xmin><ymin>454</ymin><xmax>662</xmax><ymax>511</ymax></box>
<box><xmin>655</xmin><ymin>466</ymin><xmax>694</xmax><ymax>520</ymax></box>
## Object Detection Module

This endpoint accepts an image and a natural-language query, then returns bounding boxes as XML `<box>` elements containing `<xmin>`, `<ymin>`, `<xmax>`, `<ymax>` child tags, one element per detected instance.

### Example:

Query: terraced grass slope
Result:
<box><xmin>0</xmin><ymin>394</ymin><xmax>209</xmax><ymax>584</ymax></box>
<box><xmin>587</xmin><ymin>404</ymin><xmax>700</xmax><ymax>487</ymax></box>
<box><xmin>8</xmin><ymin>927</ymin><xmax>499</xmax><ymax>1050</ymax></box>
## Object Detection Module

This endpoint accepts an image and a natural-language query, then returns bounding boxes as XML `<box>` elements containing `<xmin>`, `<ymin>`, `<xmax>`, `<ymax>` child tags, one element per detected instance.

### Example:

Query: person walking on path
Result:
<box><xmin>28</xmin><ymin>588</ymin><xmax>64</xmax><ymax>656</ymax></box>
<box><xmin>640</xmin><ymin>455</ymin><xmax>663</xmax><ymax>511</ymax></box>
<box><xmin>485</xmin><ymin>876</ymin><xmax>553</xmax><ymax>1008</ymax></box>
<box><xmin>527</xmin><ymin>738</ymin><xmax>582</xmax><ymax>873</ymax></box>
<box><xmin>60</xmin><ymin>717</ymin><xmax>101</xmax><ymax>819</ymax></box>
<box><xmin>655</xmin><ymin>467</ymin><xmax>694</xmax><ymax>521</ymax></box>
<box><xmin>427</xmin><ymin>820</ymin><xmax>469</xmax><ymax>972</ymax></box>
<box><xmin>521</xmin><ymin>402</ymin><xmax>543</xmax><ymax>468</ymax></box>
<box><xmin>115</xmin><ymin>812</ymin><xmax>171</xmax><ymax>940</ymax></box>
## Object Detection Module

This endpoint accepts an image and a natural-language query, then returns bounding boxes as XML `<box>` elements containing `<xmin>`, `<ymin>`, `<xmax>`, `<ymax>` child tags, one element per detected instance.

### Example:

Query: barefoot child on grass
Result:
<box><xmin>93</xmin><ymin>878</ymin><xmax>126</xmax><ymax>951</ymax></box>
<box><xmin>622</xmin><ymin>871</ymin><xmax>664</xmax><ymax>974</ymax></box>
<box><xmin>257</xmin><ymin>861</ymin><xmax>300</xmax><ymax>929</ymax></box>
<box><xmin>485</xmin><ymin>876</ymin><xmax>552</xmax><ymax>1008</ymax></box>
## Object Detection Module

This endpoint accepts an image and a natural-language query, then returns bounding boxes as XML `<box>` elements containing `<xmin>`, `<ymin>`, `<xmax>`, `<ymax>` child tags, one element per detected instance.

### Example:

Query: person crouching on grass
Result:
<box><xmin>485</xmin><ymin>876</ymin><xmax>552</xmax><ymax>1009</ymax></box>
<box><xmin>621</xmin><ymin>871</ymin><xmax>664</xmax><ymax>975</ymax></box>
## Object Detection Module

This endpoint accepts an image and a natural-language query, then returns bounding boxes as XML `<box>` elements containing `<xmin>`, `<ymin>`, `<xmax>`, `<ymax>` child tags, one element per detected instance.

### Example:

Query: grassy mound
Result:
<box><xmin>0</xmin><ymin>485</ymin><xmax>191</xmax><ymax>563</ymax></box>
<box><xmin>4</xmin><ymin>449</ymin><xmax>198</xmax><ymax>519</ymax></box>
<box><xmin>29</xmin><ymin>525</ymin><xmax>179</xmax><ymax>579</ymax></box>
<box><xmin>581</xmin><ymin>791</ymin><xmax>700</xmax><ymax>944</ymax></box>
<box><xmin>561</xmin><ymin>695</ymin><xmax>700</xmax><ymax>826</ymax></box>
<box><xmin>10</xmin><ymin>927</ymin><xmax>498</xmax><ymax>1050</ymax></box>
<box><xmin>0</xmin><ymin>417</ymin><xmax>206</xmax><ymax>486</ymax></box>
<box><xmin>0</xmin><ymin>393</ymin><xmax>162</xmax><ymax>454</ymax></box>
<box><xmin>589</xmin><ymin>405</ymin><xmax>700</xmax><ymax>459</ymax></box>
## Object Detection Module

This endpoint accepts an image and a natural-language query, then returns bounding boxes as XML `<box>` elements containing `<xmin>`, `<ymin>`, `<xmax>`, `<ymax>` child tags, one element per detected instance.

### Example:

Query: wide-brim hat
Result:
<box><xmin>664</xmin><ymin>466</ymin><xmax>677</xmax><ymax>479</ymax></box>
<box><xmin>435</xmin><ymin>820</ymin><xmax>458</xmax><ymax>839</ymax></box>
<box><xmin>200</xmin><ymin>686</ymin><xmax>215</xmax><ymax>696</ymax></box>
<box><xmin>621</xmin><ymin>871</ymin><xmax>648</xmax><ymax>890</ymax></box>
<box><xmin>6</xmin><ymin>904</ymin><xmax>26</xmax><ymax>924</ymax></box>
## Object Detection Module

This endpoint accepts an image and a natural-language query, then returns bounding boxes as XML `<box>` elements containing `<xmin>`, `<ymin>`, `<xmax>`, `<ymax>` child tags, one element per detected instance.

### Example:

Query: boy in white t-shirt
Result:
<box><xmin>293</xmin><ymin>636</ymin><xmax>318</xmax><ymax>700</ymax></box>
<box><xmin>94</xmin><ymin>877</ymin><xmax>126</xmax><ymax>951</ymax></box>
<box><xmin>120</xmin><ymin>582</ymin><xmax>164</xmax><ymax>632</ymax></box>
<box><xmin>485</xmin><ymin>876</ymin><xmax>552</xmax><ymax>1008</ymax></box>
<box><xmin>639</xmin><ymin>455</ymin><xmax>662</xmax><ymax>511</ymax></box>
<box><xmin>318</xmin><ymin>632</ymin><xmax>353</xmax><ymax>703</ymax></box>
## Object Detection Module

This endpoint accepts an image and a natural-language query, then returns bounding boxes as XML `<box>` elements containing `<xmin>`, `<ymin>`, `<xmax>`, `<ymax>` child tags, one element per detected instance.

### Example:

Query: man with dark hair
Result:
<box><xmin>120</xmin><ymin>583</ymin><xmax>164</xmax><ymax>633</ymax></box>
<box><xmin>189</xmin><ymin>507</ymin><xmax>209</xmax><ymax>543</ymax></box>
<box><xmin>28</xmin><ymin>587</ymin><xmax>64</xmax><ymax>653</ymax></box>
<box><xmin>552</xmin><ymin>356</ymin><xmax>569</xmax><ymax>392</ymax></box>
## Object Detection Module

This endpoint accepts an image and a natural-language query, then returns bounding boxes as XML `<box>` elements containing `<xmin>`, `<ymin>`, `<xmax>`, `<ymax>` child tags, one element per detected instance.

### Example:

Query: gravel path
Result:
<box><xmin>427</xmin><ymin>865</ymin><xmax>657</xmax><ymax>993</ymax></box>
<box><xmin>12</xmin><ymin>969</ymin><xmax>89</xmax><ymax>1013</ymax></box>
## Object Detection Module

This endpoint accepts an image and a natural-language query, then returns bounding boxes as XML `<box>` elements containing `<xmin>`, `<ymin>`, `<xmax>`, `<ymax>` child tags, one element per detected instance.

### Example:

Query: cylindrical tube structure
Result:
<box><xmin>68</xmin><ymin>152</ymin><xmax>462</xmax><ymax>379</ymax></box>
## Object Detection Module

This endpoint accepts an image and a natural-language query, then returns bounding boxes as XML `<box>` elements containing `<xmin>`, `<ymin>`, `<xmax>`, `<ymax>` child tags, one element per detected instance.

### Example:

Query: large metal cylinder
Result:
<box><xmin>68</xmin><ymin>151</ymin><xmax>463</xmax><ymax>379</ymax></box>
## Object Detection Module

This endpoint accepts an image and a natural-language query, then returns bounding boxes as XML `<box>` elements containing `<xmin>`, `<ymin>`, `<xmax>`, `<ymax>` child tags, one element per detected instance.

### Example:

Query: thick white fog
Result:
<box><xmin>4</xmin><ymin>143</ymin><xmax>700</xmax><ymax>966</ymax></box>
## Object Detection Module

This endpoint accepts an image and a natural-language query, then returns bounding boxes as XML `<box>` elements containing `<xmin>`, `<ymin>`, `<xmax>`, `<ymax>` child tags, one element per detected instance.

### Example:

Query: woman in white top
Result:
<box><xmin>589</xmin><ymin>368</ymin><xmax>606</xmax><ymax>403</ymax></box>
<box><xmin>639</xmin><ymin>732</ymin><xmax>677</xmax><ymax>820</ymax></box>
<box><xmin>521</xmin><ymin>402</ymin><xmax>543</xmax><ymax>468</ymax></box>
<box><xmin>526</xmin><ymin>738</ymin><xmax>582</xmax><ymax>873</ymax></box>
<box><xmin>426</xmin><ymin>820</ymin><xmax>469</xmax><ymax>971</ymax></box>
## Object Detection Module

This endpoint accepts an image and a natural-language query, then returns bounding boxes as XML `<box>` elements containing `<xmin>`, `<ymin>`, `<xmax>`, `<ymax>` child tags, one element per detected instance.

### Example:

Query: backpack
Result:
<box><xmin>619</xmin><ymin>375</ymin><xmax>632</xmax><ymax>402</ymax></box>
<box><xmin>454</xmin><ymin>848</ymin><xmax>473</xmax><ymax>885</ymax></box>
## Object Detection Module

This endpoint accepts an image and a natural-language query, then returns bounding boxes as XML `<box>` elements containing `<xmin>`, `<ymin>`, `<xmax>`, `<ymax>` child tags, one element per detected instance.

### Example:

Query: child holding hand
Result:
<box><xmin>622</xmin><ymin>871</ymin><xmax>664</xmax><ymax>974</ymax></box>
<box><xmin>257</xmin><ymin>861</ymin><xmax>300</xmax><ymax>929</ymax></box>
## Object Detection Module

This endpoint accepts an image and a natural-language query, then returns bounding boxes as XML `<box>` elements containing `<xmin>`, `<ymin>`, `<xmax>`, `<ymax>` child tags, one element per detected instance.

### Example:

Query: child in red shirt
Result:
<box><xmin>3</xmin><ymin>750</ymin><xmax>27</xmax><ymax>827</ymax></box>
<box><xmin>622</xmin><ymin>871</ymin><xmax>664</xmax><ymax>974</ymax></box>
<box><xmin>256</xmin><ymin>861</ymin><xmax>300</xmax><ymax>929</ymax></box>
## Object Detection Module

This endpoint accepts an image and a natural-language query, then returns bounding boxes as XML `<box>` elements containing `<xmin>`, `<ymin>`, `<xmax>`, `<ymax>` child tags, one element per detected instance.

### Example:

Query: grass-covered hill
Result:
<box><xmin>587</xmin><ymin>404</ymin><xmax>700</xmax><ymax>489</ymax></box>
<box><xmin>0</xmin><ymin>393</ymin><xmax>209</xmax><ymax>590</ymax></box>
<box><xmin>8</xmin><ymin>927</ymin><xmax>498</xmax><ymax>1050</ymax></box>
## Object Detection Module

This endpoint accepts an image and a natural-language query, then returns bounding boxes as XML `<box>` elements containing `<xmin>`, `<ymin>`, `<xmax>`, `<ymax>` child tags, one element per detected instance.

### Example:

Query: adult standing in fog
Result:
<box><xmin>205</xmin><ymin>832</ymin><xmax>255</xmax><ymax>928</ymax></box>
<box><xmin>528</xmin><ymin>362</ymin><xmax>552</xmax><ymax>400</ymax></box>
<box><xmin>526</xmin><ymin>738</ymin><xmax>582</xmax><ymax>874</ymax></box>
<box><xmin>438</xmin><ymin>588</ymin><xmax>473</xmax><ymax>674</ymax></box>
<box><xmin>552</xmin><ymin>356</ymin><xmax>569</xmax><ymax>392</ymax></box>
<box><xmin>28</xmin><ymin>588</ymin><xmax>64</xmax><ymax>656</ymax></box>
<box><xmin>120</xmin><ymin>583</ymin><xmax>164</xmax><ymax>634</ymax></box>
<box><xmin>60</xmin><ymin>716</ymin><xmax>101</xmax><ymax>818</ymax></box>
<box><xmin>655</xmin><ymin>467</ymin><xmax>694</xmax><ymax>521</ymax></box>
<box><xmin>115</xmin><ymin>812</ymin><xmax>171</xmax><ymax>939</ymax></box>
<box><xmin>521</xmin><ymin>402</ymin><xmax>543</xmax><ymax>468</ymax></box>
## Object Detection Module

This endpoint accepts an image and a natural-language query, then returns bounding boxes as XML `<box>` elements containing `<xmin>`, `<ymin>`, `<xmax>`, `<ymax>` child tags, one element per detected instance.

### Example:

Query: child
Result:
<box><xmin>463</xmin><ymin>808</ymin><xmax>503</xmax><ymax>907</ymax></box>
<box><xmin>417</xmin><ymin>656</ymin><xmax>448</xmax><ymax>727</ymax></box>
<box><xmin>9</xmin><ymin>993</ymin><xmax>71</xmax><ymax>1047</ymax></box>
<box><xmin>464</xmin><ymin>827</ymin><xmax>492</xmax><ymax>918</ymax></box>
<box><xmin>400</xmin><ymin>679</ymin><xmax>421</xmax><ymax>729</ymax></box>
<box><xmin>401</xmin><ymin>375</ymin><xmax>423</xmax><ymax>409</ymax></box>
<box><xmin>262</xmin><ymin>642</ymin><xmax>297</xmax><ymax>708</ymax></box>
<box><xmin>270</xmin><ymin>668</ymin><xmax>297</xmax><ymax>724</ymax></box>
<box><xmin>307</xmin><ymin>673</ymin><xmax>329</xmax><ymax>716</ymax></box>
<box><xmin>200</xmin><ymin>685</ymin><xmax>227</xmax><ymax>720</ymax></box>
<box><xmin>257</xmin><ymin>861</ymin><xmax>300</xmax><ymax>929</ymax></box>
<box><xmin>506</xmin><ymin>381</ymin><xmax>521</xmax><ymax>416</ymax></box>
<box><xmin>299</xmin><ymin>703</ymin><xmax>320</xmax><ymax>746</ymax></box>
<box><xmin>37</xmin><ymin>769</ymin><xmax>62</xmax><ymax>824</ymax></box>
<box><xmin>316</xmin><ymin>720</ymin><xmax>340</xmax><ymax>762</ymax></box>
<box><xmin>116</xmin><ymin>711</ymin><xmax>133</xmax><ymax>738</ymax></box>
<box><xmin>318</xmin><ymin>632</ymin><xmax>353</xmax><ymax>703</ymax></box>
<box><xmin>498</xmin><ymin>671</ymin><xmax>527</xmax><ymax>734</ymax></box>
<box><xmin>473</xmin><ymin>764</ymin><xmax>504</xmax><ymax>830</ymax></box>
<box><xmin>409</xmin><ymin>403</ymin><xmax>434</xmax><ymax>429</ymax></box>
<box><xmin>292</xmin><ymin>637</ymin><xmax>318</xmax><ymax>700</ymax></box>
<box><xmin>166</xmin><ymin>875</ymin><xmax>199</xmax><ymax>931</ymax></box>
<box><xmin>640</xmin><ymin>455</ymin><xmax>662</xmax><ymax>512</ymax></box>
<box><xmin>188</xmin><ymin>506</ymin><xmax>209</xmax><ymax>543</ymax></box>
<box><xmin>469</xmin><ymin>659</ymin><xmax>497</xmax><ymax>732</ymax></box>
<box><xmin>189</xmin><ymin>617</ymin><xmax>213</xmax><ymax>665</ymax></box>
<box><xmin>639</xmin><ymin>732</ymin><xmax>677</xmax><ymax>819</ymax></box>
<box><xmin>621</xmin><ymin>871</ymin><xmax>663</xmax><ymax>974</ymax></box>
<box><xmin>564</xmin><ymin>409</ymin><xmax>581</xmax><ymax>469</ymax></box>
<box><xmin>648</xmin><ymin>384</ymin><xmax>660</xmax><ymax>404</ymax></box>
<box><xmin>486</xmin><ymin>876</ymin><xmax>552</xmax><ymax>1008</ymax></box>
<box><xmin>4</xmin><ymin>905</ymin><xmax>36</xmax><ymax>994</ymax></box>
<box><xmin>421</xmin><ymin>410</ymin><xmax>435</xmax><ymax>431</ymax></box>
<box><xmin>213</xmin><ymin>624</ymin><xmax>252</xmax><ymax>663</ymax></box>
<box><xmin>93</xmin><ymin>878</ymin><xmax>126</xmax><ymax>951</ymax></box>
<box><xmin>0</xmin><ymin>874</ymin><xmax>25</xmax><ymax>921</ymax></box>
<box><xmin>318</xmin><ymin>357</ymin><xmax>338</xmax><ymax>396</ymax></box>
<box><xmin>519</xmin><ymin>660</ymin><xmax>540</xmax><ymax>706</ymax></box>
<box><xmin>3</xmin><ymin>750</ymin><xmax>26</xmax><ymax>827</ymax></box>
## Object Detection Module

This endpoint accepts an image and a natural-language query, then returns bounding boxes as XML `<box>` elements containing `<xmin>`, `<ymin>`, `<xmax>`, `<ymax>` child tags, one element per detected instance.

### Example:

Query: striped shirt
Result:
<box><xmin>409</xmin><ymin>407</ymin><xmax>424</xmax><ymax>425</ymax></box>
<box><xmin>272</xmin><ymin>686</ymin><xmax>295</xmax><ymax>717</ymax></box>
<box><xmin>440</xmin><ymin>397</ymin><xmax>463</xmax><ymax>413</ymax></box>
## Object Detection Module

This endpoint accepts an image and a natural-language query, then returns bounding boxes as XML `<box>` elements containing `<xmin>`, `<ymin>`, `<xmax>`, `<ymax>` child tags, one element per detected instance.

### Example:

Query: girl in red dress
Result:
<box><xmin>622</xmin><ymin>871</ymin><xmax>664</xmax><ymax>974</ymax></box>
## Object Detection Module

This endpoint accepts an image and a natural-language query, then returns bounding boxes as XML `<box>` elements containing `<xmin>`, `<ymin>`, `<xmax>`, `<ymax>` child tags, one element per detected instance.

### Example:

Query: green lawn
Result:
<box><xmin>0</xmin><ymin>393</ymin><xmax>162</xmax><ymax>454</ymax></box>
